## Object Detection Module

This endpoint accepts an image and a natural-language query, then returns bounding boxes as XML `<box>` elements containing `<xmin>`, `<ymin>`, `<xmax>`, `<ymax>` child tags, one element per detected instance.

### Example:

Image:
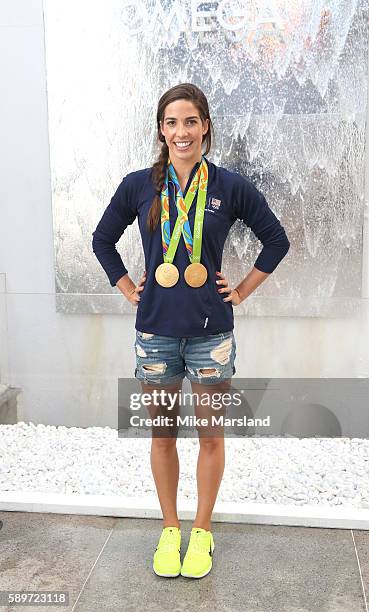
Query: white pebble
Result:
<box><xmin>0</xmin><ymin>425</ymin><xmax>367</xmax><ymax>508</ymax></box>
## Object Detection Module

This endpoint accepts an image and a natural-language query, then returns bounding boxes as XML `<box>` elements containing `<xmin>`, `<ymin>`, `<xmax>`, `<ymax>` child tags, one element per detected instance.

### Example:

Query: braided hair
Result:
<box><xmin>147</xmin><ymin>83</ymin><xmax>214</xmax><ymax>232</ymax></box>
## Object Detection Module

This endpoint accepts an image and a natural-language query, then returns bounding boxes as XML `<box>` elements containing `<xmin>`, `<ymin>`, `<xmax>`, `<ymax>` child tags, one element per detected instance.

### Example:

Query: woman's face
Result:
<box><xmin>160</xmin><ymin>99</ymin><xmax>209</xmax><ymax>168</ymax></box>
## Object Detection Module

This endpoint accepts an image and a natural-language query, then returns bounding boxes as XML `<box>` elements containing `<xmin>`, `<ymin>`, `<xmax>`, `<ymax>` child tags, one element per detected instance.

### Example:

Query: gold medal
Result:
<box><xmin>155</xmin><ymin>263</ymin><xmax>179</xmax><ymax>287</ymax></box>
<box><xmin>184</xmin><ymin>263</ymin><xmax>208</xmax><ymax>288</ymax></box>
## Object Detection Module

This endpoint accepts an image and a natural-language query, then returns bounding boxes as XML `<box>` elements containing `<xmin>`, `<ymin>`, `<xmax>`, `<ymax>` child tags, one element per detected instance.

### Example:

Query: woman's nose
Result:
<box><xmin>176</xmin><ymin>124</ymin><xmax>189</xmax><ymax>137</ymax></box>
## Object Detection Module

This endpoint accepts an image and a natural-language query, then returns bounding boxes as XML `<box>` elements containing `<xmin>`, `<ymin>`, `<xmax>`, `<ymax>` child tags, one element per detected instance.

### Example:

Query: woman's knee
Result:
<box><xmin>198</xmin><ymin>435</ymin><xmax>224</xmax><ymax>450</ymax></box>
<box><xmin>151</xmin><ymin>436</ymin><xmax>178</xmax><ymax>451</ymax></box>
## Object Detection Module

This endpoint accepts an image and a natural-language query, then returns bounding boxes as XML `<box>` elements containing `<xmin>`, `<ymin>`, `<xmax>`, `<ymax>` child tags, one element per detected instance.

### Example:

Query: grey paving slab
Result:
<box><xmin>0</xmin><ymin>513</ymin><xmax>367</xmax><ymax>612</ymax></box>
<box><xmin>74</xmin><ymin>519</ymin><xmax>367</xmax><ymax>612</ymax></box>
<box><xmin>0</xmin><ymin>511</ymin><xmax>116</xmax><ymax>612</ymax></box>
<box><xmin>352</xmin><ymin>530</ymin><xmax>369</xmax><ymax>609</ymax></box>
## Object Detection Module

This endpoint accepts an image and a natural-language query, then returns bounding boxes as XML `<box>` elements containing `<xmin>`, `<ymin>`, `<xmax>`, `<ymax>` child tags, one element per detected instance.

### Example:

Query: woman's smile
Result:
<box><xmin>174</xmin><ymin>141</ymin><xmax>193</xmax><ymax>151</ymax></box>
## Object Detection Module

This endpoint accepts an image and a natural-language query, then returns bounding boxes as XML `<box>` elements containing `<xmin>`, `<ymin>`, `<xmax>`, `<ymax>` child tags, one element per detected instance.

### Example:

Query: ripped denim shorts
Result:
<box><xmin>134</xmin><ymin>330</ymin><xmax>236</xmax><ymax>386</ymax></box>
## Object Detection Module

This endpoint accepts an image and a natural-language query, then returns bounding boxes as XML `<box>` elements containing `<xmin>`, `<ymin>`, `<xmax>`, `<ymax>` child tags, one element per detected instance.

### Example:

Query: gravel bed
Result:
<box><xmin>0</xmin><ymin>423</ymin><xmax>368</xmax><ymax>508</ymax></box>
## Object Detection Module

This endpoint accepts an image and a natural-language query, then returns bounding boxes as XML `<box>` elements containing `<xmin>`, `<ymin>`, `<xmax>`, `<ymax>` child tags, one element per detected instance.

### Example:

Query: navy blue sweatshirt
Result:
<box><xmin>92</xmin><ymin>157</ymin><xmax>290</xmax><ymax>337</ymax></box>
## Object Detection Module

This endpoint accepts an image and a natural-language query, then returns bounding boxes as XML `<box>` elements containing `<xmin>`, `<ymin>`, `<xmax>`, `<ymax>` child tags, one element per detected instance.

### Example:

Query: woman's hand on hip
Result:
<box><xmin>216</xmin><ymin>271</ymin><xmax>242</xmax><ymax>306</ymax></box>
<box><xmin>127</xmin><ymin>271</ymin><xmax>146</xmax><ymax>306</ymax></box>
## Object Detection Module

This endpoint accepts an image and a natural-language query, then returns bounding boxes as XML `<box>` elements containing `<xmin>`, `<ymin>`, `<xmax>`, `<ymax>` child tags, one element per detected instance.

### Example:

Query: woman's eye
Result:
<box><xmin>166</xmin><ymin>120</ymin><xmax>196</xmax><ymax>126</ymax></box>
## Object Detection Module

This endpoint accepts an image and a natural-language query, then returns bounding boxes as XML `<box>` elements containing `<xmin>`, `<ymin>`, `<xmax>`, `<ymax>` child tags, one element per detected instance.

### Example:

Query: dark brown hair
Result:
<box><xmin>147</xmin><ymin>83</ymin><xmax>214</xmax><ymax>232</ymax></box>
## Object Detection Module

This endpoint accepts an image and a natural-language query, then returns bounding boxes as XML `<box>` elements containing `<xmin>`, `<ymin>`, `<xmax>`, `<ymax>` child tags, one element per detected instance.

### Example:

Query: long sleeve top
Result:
<box><xmin>92</xmin><ymin>157</ymin><xmax>290</xmax><ymax>337</ymax></box>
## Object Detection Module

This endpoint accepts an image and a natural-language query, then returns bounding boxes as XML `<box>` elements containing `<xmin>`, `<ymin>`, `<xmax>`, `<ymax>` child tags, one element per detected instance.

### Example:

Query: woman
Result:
<box><xmin>92</xmin><ymin>83</ymin><xmax>290</xmax><ymax>579</ymax></box>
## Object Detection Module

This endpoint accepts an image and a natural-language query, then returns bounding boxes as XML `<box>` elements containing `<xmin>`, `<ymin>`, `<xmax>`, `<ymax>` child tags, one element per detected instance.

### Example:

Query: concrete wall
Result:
<box><xmin>0</xmin><ymin>0</ymin><xmax>368</xmax><ymax>427</ymax></box>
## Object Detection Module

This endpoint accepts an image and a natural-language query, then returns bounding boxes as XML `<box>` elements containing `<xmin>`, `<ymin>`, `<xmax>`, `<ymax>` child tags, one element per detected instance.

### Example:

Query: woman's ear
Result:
<box><xmin>203</xmin><ymin>118</ymin><xmax>209</xmax><ymax>135</ymax></box>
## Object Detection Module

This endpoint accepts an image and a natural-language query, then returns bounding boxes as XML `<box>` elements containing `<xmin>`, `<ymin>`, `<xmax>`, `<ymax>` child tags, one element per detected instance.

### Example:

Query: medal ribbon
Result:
<box><xmin>160</xmin><ymin>157</ymin><xmax>208</xmax><ymax>264</ymax></box>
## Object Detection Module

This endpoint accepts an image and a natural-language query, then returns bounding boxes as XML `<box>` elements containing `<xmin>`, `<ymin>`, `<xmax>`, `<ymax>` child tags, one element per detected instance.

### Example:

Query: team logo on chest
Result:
<box><xmin>205</xmin><ymin>197</ymin><xmax>222</xmax><ymax>212</ymax></box>
<box><xmin>209</xmin><ymin>197</ymin><xmax>222</xmax><ymax>210</ymax></box>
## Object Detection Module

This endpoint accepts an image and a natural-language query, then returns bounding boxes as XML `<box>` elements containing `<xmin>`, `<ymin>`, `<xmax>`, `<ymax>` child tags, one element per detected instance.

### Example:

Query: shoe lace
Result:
<box><xmin>158</xmin><ymin>529</ymin><xmax>179</xmax><ymax>553</ymax></box>
<box><xmin>188</xmin><ymin>530</ymin><xmax>209</xmax><ymax>555</ymax></box>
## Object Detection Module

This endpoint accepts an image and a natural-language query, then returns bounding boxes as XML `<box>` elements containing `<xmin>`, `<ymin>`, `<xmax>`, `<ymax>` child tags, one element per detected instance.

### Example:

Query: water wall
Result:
<box><xmin>43</xmin><ymin>1</ymin><xmax>369</xmax><ymax>316</ymax></box>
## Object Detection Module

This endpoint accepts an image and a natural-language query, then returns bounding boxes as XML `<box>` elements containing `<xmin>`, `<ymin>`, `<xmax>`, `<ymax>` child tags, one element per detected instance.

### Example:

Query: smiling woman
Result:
<box><xmin>160</xmin><ymin>103</ymin><xmax>207</xmax><ymax>193</ymax></box>
<box><xmin>91</xmin><ymin>82</ymin><xmax>290</xmax><ymax>579</ymax></box>
<box><xmin>147</xmin><ymin>84</ymin><xmax>214</xmax><ymax>234</ymax></box>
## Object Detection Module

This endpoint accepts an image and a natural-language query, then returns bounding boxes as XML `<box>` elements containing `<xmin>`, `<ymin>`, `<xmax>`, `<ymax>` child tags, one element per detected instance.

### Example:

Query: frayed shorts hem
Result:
<box><xmin>134</xmin><ymin>369</ymin><xmax>186</xmax><ymax>387</ymax></box>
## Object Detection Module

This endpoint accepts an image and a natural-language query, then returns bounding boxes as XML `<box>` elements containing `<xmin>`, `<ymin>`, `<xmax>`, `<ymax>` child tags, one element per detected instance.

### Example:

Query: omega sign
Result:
<box><xmin>121</xmin><ymin>1</ymin><xmax>282</xmax><ymax>36</ymax></box>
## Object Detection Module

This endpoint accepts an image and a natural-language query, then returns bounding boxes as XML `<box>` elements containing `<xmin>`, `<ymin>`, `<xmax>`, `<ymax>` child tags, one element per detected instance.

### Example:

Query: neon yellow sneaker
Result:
<box><xmin>153</xmin><ymin>527</ymin><xmax>181</xmax><ymax>577</ymax></box>
<box><xmin>180</xmin><ymin>527</ymin><xmax>215</xmax><ymax>578</ymax></box>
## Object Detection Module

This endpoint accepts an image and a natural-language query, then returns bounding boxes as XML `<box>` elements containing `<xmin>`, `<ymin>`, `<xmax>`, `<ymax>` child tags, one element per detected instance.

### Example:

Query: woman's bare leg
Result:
<box><xmin>190</xmin><ymin>378</ymin><xmax>230</xmax><ymax>531</ymax></box>
<box><xmin>142</xmin><ymin>381</ymin><xmax>182</xmax><ymax>529</ymax></box>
